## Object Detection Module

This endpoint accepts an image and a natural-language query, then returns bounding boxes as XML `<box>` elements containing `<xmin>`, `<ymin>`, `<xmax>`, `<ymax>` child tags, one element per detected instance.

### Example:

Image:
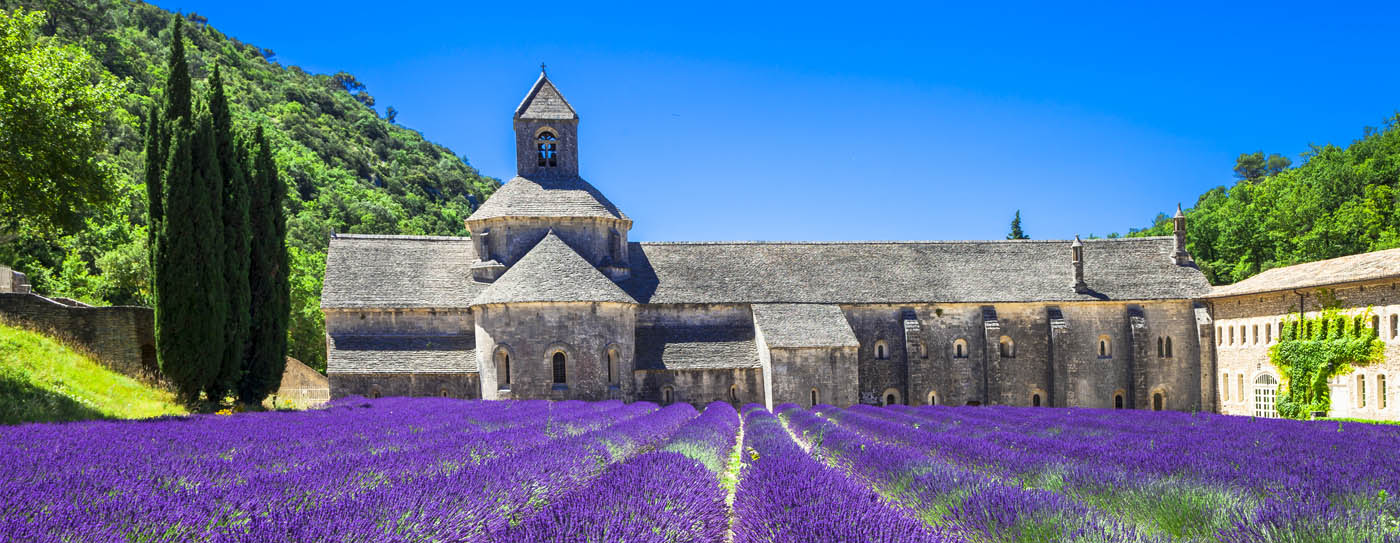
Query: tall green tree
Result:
<box><xmin>0</xmin><ymin>8</ymin><xmax>120</xmax><ymax>237</ymax></box>
<box><xmin>153</xmin><ymin>14</ymin><xmax>226</xmax><ymax>405</ymax></box>
<box><xmin>1006</xmin><ymin>210</ymin><xmax>1029</xmax><ymax>240</ymax></box>
<box><xmin>207</xmin><ymin>65</ymin><xmax>250</xmax><ymax>401</ymax></box>
<box><xmin>241</xmin><ymin>125</ymin><xmax>289</xmax><ymax>404</ymax></box>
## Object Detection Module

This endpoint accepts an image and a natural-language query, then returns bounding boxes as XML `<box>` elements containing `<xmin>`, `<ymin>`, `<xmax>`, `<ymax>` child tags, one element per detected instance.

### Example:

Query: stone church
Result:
<box><xmin>321</xmin><ymin>70</ymin><xmax>1219</xmax><ymax>411</ymax></box>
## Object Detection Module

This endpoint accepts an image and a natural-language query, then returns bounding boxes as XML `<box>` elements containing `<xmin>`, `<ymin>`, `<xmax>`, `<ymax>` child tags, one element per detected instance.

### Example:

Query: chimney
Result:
<box><xmin>1172</xmin><ymin>203</ymin><xmax>1190</xmax><ymax>265</ymax></box>
<box><xmin>1071</xmin><ymin>235</ymin><xmax>1088</xmax><ymax>293</ymax></box>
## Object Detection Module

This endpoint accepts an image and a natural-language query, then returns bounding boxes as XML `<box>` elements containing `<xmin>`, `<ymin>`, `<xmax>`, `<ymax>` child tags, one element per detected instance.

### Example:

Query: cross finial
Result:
<box><xmin>540</xmin><ymin>62</ymin><xmax>547</xmax><ymax>75</ymax></box>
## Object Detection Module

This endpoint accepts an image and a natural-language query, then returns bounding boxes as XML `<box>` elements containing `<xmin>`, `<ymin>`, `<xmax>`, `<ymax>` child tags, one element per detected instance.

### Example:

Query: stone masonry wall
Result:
<box><xmin>633</xmin><ymin>368</ymin><xmax>764</xmax><ymax>408</ymax></box>
<box><xmin>476</xmin><ymin>302</ymin><xmax>635</xmax><ymax>402</ymax></box>
<box><xmin>0</xmin><ymin>293</ymin><xmax>157</xmax><ymax>381</ymax></box>
<box><xmin>1211</xmin><ymin>279</ymin><xmax>1400</xmax><ymax>420</ymax></box>
<box><xmin>471</xmin><ymin>216</ymin><xmax>628</xmax><ymax>271</ymax></box>
<box><xmin>767</xmin><ymin>346</ymin><xmax>859</xmax><ymax>408</ymax></box>
<box><xmin>329</xmin><ymin>372</ymin><xmax>480</xmax><ymax>400</ymax></box>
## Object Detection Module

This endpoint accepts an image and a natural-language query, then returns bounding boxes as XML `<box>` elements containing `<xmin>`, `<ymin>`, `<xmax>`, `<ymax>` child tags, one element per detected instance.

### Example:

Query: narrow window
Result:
<box><xmin>1165</xmin><ymin>337</ymin><xmax>1173</xmax><ymax>358</ymax></box>
<box><xmin>439</xmin><ymin>389</ymin><xmax>449</xmax><ymax>398</ymax></box>
<box><xmin>552</xmin><ymin>351</ymin><xmax>566</xmax><ymax>384</ymax></box>
<box><xmin>810</xmin><ymin>388</ymin><xmax>819</xmax><ymax>407</ymax></box>
<box><xmin>1373</xmin><ymin>316</ymin><xmax>1382</xmax><ymax>337</ymax></box>
<box><xmin>1152</xmin><ymin>393</ymin><xmax>1164</xmax><ymax>411</ymax></box>
<box><xmin>1217</xmin><ymin>326</ymin><xmax>1223</xmax><ymax>345</ymax></box>
<box><xmin>1391</xmin><ymin>315</ymin><xmax>1398</xmax><ymax>339</ymax></box>
<box><xmin>607</xmin><ymin>348</ymin><xmax>619</xmax><ymax>385</ymax></box>
<box><xmin>1252</xmin><ymin>325</ymin><xmax>1258</xmax><ymax>344</ymax></box>
<box><xmin>1097</xmin><ymin>335</ymin><xmax>1111</xmax><ymax>358</ymax></box>
<box><xmin>874</xmin><ymin>341</ymin><xmax>888</xmax><ymax>360</ymax></box>
<box><xmin>1238</xmin><ymin>374</ymin><xmax>1244</xmax><ymax>403</ymax></box>
<box><xmin>1359</xmin><ymin>375</ymin><xmax>1367</xmax><ymax>408</ymax></box>
<box><xmin>1032</xmin><ymin>394</ymin><xmax>1042</xmax><ymax>407</ymax></box>
<box><xmin>1379</xmin><ymin>375</ymin><xmax>1388</xmax><ymax>409</ymax></box>
<box><xmin>730</xmin><ymin>385</ymin><xmax>738</xmax><ymax>403</ymax></box>
<box><xmin>1228</xmin><ymin>327</ymin><xmax>1234</xmax><ymax>345</ymax></box>
<box><xmin>536</xmin><ymin>130</ymin><xmax>558</xmax><ymax>167</ymax></box>
<box><xmin>496</xmin><ymin>350</ymin><xmax>511</xmax><ymax>389</ymax></box>
<box><xmin>927</xmin><ymin>391</ymin><xmax>937</xmax><ymax>406</ymax></box>
<box><xmin>1241</xmin><ymin>326</ymin><xmax>1247</xmax><ymax>343</ymax></box>
<box><xmin>1222</xmin><ymin>373</ymin><xmax>1230</xmax><ymax>402</ymax></box>
<box><xmin>1114</xmin><ymin>394</ymin><xmax>1124</xmax><ymax>409</ymax></box>
<box><xmin>953</xmin><ymin>339</ymin><xmax>967</xmax><ymax>359</ymax></box>
<box><xmin>1157</xmin><ymin>337</ymin><xmax>1164</xmax><ymax>357</ymax></box>
<box><xmin>1265</xmin><ymin>324</ymin><xmax>1272</xmax><ymax>343</ymax></box>
<box><xmin>370</xmin><ymin>386</ymin><xmax>382</xmax><ymax>399</ymax></box>
<box><xmin>999</xmin><ymin>336</ymin><xmax>1015</xmax><ymax>358</ymax></box>
<box><xmin>1254</xmin><ymin>374</ymin><xmax>1278</xmax><ymax>418</ymax></box>
<box><xmin>662</xmin><ymin>386</ymin><xmax>673</xmax><ymax>404</ymax></box>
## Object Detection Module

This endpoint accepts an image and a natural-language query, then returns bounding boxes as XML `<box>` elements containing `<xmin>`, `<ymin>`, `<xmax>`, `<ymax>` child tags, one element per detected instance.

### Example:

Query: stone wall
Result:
<box><xmin>476</xmin><ymin>301</ymin><xmax>635</xmax><ymax>402</ymax></box>
<box><xmin>766</xmin><ymin>346</ymin><xmax>859</xmax><ymax>408</ymax></box>
<box><xmin>0</xmin><ymin>293</ymin><xmax>157</xmax><ymax>381</ymax></box>
<box><xmin>633</xmin><ymin>368</ymin><xmax>763</xmax><ymax>408</ymax></box>
<box><xmin>329</xmin><ymin>372</ymin><xmax>480</xmax><ymax>400</ymax></box>
<box><xmin>1211</xmin><ymin>279</ymin><xmax>1400</xmax><ymax>420</ymax></box>
<box><xmin>469</xmin><ymin>216</ymin><xmax>629</xmax><ymax>272</ymax></box>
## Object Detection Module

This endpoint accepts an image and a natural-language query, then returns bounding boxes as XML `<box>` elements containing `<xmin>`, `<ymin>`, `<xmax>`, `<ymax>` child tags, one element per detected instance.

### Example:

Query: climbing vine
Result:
<box><xmin>1268</xmin><ymin>307</ymin><xmax>1385</xmax><ymax>419</ymax></box>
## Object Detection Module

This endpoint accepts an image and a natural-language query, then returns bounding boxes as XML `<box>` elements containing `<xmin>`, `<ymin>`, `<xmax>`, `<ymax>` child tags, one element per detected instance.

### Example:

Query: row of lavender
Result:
<box><xmin>797</xmin><ymin>404</ymin><xmax>1400</xmax><ymax>542</ymax></box>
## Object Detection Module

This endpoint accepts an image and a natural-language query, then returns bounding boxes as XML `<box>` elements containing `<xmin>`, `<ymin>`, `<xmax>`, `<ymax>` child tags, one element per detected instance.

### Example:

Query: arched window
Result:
<box><xmin>810</xmin><ymin>388</ymin><xmax>820</xmax><ymax>407</ymax></box>
<box><xmin>1228</xmin><ymin>326</ymin><xmax>1234</xmax><ymax>345</ymax></box>
<box><xmin>1373</xmin><ymin>315</ymin><xmax>1382</xmax><ymax>337</ymax></box>
<box><xmin>1265</xmin><ymin>323</ymin><xmax>1272</xmax><ymax>343</ymax></box>
<box><xmin>1240</xmin><ymin>326</ymin><xmax>1247</xmax><ymax>343</ymax></box>
<box><xmin>1254</xmin><ymin>374</ymin><xmax>1278</xmax><ymax>418</ymax></box>
<box><xmin>1152</xmin><ymin>392</ymin><xmax>1164</xmax><ymax>411</ymax></box>
<box><xmin>1238</xmin><ymin>374</ymin><xmax>1244</xmax><ymax>403</ymax></box>
<box><xmin>552</xmin><ymin>351</ymin><xmax>567</xmax><ymax>384</ymax></box>
<box><xmin>998</xmin><ymin>336</ymin><xmax>1015</xmax><ymax>358</ymax></box>
<box><xmin>927</xmin><ymin>391</ymin><xmax>938</xmax><ymax>406</ymax></box>
<box><xmin>439</xmin><ymin>388</ymin><xmax>450</xmax><ymax>398</ymax></box>
<box><xmin>1221</xmin><ymin>373</ymin><xmax>1230</xmax><ymax>402</ymax></box>
<box><xmin>1098</xmin><ymin>335</ymin><xmax>1111</xmax><ymax>358</ymax></box>
<box><xmin>1380</xmin><ymin>375</ymin><xmax>1388</xmax><ymax>409</ymax></box>
<box><xmin>1164</xmin><ymin>336</ymin><xmax>1173</xmax><ymax>358</ymax></box>
<box><xmin>1032</xmin><ymin>393</ymin><xmax>1042</xmax><ymax>407</ymax></box>
<box><xmin>1157</xmin><ymin>337</ymin><xmax>1164</xmax><ymax>358</ymax></box>
<box><xmin>662</xmin><ymin>386</ymin><xmax>673</xmax><ymax>404</ymax></box>
<box><xmin>874</xmin><ymin>340</ymin><xmax>889</xmax><ymax>360</ymax></box>
<box><xmin>1114</xmin><ymin>394</ymin><xmax>1124</xmax><ymax>409</ymax></box>
<box><xmin>536</xmin><ymin>129</ymin><xmax>558</xmax><ymax>167</ymax></box>
<box><xmin>1391</xmin><ymin>315</ymin><xmax>1398</xmax><ymax>339</ymax></box>
<box><xmin>495</xmin><ymin>348</ymin><xmax>511</xmax><ymax>390</ymax></box>
<box><xmin>730</xmin><ymin>385</ymin><xmax>738</xmax><ymax>403</ymax></box>
<box><xmin>1217</xmin><ymin>326</ymin><xmax>1223</xmax><ymax>345</ymax></box>
<box><xmin>881</xmin><ymin>388</ymin><xmax>901</xmax><ymax>406</ymax></box>
<box><xmin>953</xmin><ymin>339</ymin><xmax>968</xmax><ymax>359</ymax></box>
<box><xmin>1252</xmin><ymin>325</ymin><xmax>1259</xmax><ymax>344</ymax></box>
<box><xmin>1358</xmin><ymin>374</ymin><xmax>1368</xmax><ymax>408</ymax></box>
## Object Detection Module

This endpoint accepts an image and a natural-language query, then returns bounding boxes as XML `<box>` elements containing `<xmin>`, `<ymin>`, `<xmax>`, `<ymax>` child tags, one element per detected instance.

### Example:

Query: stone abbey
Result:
<box><xmin>320</xmin><ymin>70</ymin><xmax>1400</xmax><ymax>417</ymax></box>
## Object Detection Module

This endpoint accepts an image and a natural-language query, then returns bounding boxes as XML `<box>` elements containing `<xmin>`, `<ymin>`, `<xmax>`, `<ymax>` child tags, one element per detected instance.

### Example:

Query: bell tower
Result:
<box><xmin>515</xmin><ymin>65</ymin><xmax>579</xmax><ymax>177</ymax></box>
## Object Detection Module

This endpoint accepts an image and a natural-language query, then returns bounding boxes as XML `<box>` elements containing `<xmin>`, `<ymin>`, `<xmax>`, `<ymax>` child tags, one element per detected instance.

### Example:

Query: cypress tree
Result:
<box><xmin>143</xmin><ymin>103</ymin><xmax>164</xmax><ymax>282</ymax></box>
<box><xmin>242</xmin><ymin>125</ymin><xmax>289</xmax><ymax>404</ymax></box>
<box><xmin>208</xmin><ymin>65</ymin><xmax>250</xmax><ymax>402</ymax></box>
<box><xmin>146</xmin><ymin>15</ymin><xmax>189</xmax><ymax>299</ymax></box>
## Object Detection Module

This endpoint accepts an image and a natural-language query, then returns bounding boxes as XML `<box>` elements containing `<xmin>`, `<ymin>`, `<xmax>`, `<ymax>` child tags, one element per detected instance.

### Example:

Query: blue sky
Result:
<box><xmin>163</xmin><ymin>1</ymin><xmax>1399</xmax><ymax>242</ymax></box>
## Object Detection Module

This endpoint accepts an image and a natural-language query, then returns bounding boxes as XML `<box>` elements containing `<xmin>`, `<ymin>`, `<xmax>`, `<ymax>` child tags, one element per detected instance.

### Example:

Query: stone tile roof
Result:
<box><xmin>1205</xmin><ymin>247</ymin><xmax>1400</xmax><ymax>298</ymax></box>
<box><xmin>322</xmin><ymin>235</ymin><xmax>485</xmax><ymax>309</ymax></box>
<box><xmin>515</xmin><ymin>72</ymin><xmax>577</xmax><ymax>120</ymax></box>
<box><xmin>635</xmin><ymin>326</ymin><xmax>760</xmax><ymax>370</ymax></box>
<box><xmin>621</xmin><ymin>237</ymin><xmax>1210</xmax><ymax>304</ymax></box>
<box><xmin>472</xmin><ymin>232</ymin><xmax>636</xmax><ymax>305</ymax></box>
<box><xmin>752</xmin><ymin>304</ymin><xmax>860</xmax><ymax>348</ymax></box>
<box><xmin>327</xmin><ymin>335</ymin><xmax>477</xmax><ymax>373</ymax></box>
<box><xmin>465</xmin><ymin>175</ymin><xmax>627</xmax><ymax>222</ymax></box>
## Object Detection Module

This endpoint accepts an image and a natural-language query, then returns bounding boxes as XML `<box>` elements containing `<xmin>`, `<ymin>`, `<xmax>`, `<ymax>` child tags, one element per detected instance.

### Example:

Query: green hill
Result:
<box><xmin>0</xmin><ymin>0</ymin><xmax>499</xmax><ymax>371</ymax></box>
<box><xmin>0</xmin><ymin>323</ymin><xmax>185</xmax><ymax>424</ymax></box>
<box><xmin>1130</xmin><ymin>115</ymin><xmax>1400</xmax><ymax>285</ymax></box>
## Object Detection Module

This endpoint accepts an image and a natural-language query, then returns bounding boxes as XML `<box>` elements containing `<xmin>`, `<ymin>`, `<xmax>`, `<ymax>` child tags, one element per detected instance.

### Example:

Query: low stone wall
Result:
<box><xmin>0</xmin><ymin>293</ymin><xmax>157</xmax><ymax>381</ymax></box>
<box><xmin>329</xmin><ymin>372</ymin><xmax>481</xmax><ymax>400</ymax></box>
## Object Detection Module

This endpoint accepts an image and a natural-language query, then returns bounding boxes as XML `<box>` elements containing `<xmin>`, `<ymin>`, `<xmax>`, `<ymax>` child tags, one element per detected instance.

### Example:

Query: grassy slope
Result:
<box><xmin>0</xmin><ymin>323</ymin><xmax>185</xmax><ymax>424</ymax></box>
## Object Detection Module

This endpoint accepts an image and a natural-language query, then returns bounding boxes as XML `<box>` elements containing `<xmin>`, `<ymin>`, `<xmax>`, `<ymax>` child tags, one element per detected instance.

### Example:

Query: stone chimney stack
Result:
<box><xmin>1172</xmin><ymin>203</ymin><xmax>1190</xmax><ymax>265</ymax></box>
<box><xmin>1071</xmin><ymin>235</ymin><xmax>1088</xmax><ymax>293</ymax></box>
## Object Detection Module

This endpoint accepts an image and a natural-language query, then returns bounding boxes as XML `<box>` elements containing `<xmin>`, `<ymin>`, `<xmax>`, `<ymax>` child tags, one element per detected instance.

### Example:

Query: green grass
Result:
<box><xmin>1318</xmin><ymin>417</ymin><xmax>1400</xmax><ymax>426</ymax></box>
<box><xmin>0</xmin><ymin>323</ymin><xmax>185</xmax><ymax>424</ymax></box>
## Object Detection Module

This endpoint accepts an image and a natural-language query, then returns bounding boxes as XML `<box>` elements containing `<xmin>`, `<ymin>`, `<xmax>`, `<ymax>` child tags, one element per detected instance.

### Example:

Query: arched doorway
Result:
<box><xmin>881</xmin><ymin>387</ymin><xmax>901</xmax><ymax>406</ymax></box>
<box><xmin>1254</xmin><ymin>374</ymin><xmax>1278</xmax><ymax>418</ymax></box>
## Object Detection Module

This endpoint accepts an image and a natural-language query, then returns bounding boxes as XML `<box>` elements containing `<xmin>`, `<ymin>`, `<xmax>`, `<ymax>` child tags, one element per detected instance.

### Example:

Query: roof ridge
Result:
<box><xmin>331</xmin><ymin>234</ymin><xmax>472</xmax><ymax>241</ymax></box>
<box><xmin>634</xmin><ymin>237</ymin><xmax>1172</xmax><ymax>246</ymax></box>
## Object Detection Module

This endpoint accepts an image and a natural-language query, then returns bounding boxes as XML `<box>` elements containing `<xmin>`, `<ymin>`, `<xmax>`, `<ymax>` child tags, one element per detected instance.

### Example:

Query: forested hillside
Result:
<box><xmin>1131</xmin><ymin>115</ymin><xmax>1400</xmax><ymax>286</ymax></box>
<box><xmin>0</xmin><ymin>0</ymin><xmax>499</xmax><ymax>370</ymax></box>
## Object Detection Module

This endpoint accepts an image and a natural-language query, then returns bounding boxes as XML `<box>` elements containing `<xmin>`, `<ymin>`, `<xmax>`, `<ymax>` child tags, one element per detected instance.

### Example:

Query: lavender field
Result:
<box><xmin>3</xmin><ymin>399</ymin><xmax>1398</xmax><ymax>542</ymax></box>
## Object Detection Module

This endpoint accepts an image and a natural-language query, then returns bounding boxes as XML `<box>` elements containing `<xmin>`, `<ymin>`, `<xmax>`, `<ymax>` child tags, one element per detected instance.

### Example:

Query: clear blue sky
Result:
<box><xmin>163</xmin><ymin>1</ymin><xmax>1399</xmax><ymax>242</ymax></box>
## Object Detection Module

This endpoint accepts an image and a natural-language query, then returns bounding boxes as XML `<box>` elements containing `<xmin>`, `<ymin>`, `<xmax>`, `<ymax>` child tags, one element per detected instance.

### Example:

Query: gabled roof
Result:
<box><xmin>752</xmin><ymin>304</ymin><xmax>860</xmax><ymax>348</ymax></box>
<box><xmin>472</xmin><ymin>232</ymin><xmax>635</xmax><ymax>305</ymax></box>
<box><xmin>327</xmin><ymin>335</ymin><xmax>476</xmax><ymax>373</ymax></box>
<box><xmin>322</xmin><ymin>235</ymin><xmax>485</xmax><ymax>309</ymax></box>
<box><xmin>466</xmin><ymin>175</ymin><xmax>627</xmax><ymax>222</ymax></box>
<box><xmin>515</xmin><ymin>72</ymin><xmax>577</xmax><ymax>120</ymax></box>
<box><xmin>1205</xmin><ymin>248</ymin><xmax>1400</xmax><ymax>298</ymax></box>
<box><xmin>620</xmin><ymin>237</ymin><xmax>1211</xmax><ymax>304</ymax></box>
<box><xmin>635</xmin><ymin>326</ymin><xmax>760</xmax><ymax>370</ymax></box>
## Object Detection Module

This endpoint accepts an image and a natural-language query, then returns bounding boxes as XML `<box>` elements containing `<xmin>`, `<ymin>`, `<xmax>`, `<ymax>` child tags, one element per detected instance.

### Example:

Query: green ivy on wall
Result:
<box><xmin>1269</xmin><ymin>307</ymin><xmax>1384</xmax><ymax>419</ymax></box>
